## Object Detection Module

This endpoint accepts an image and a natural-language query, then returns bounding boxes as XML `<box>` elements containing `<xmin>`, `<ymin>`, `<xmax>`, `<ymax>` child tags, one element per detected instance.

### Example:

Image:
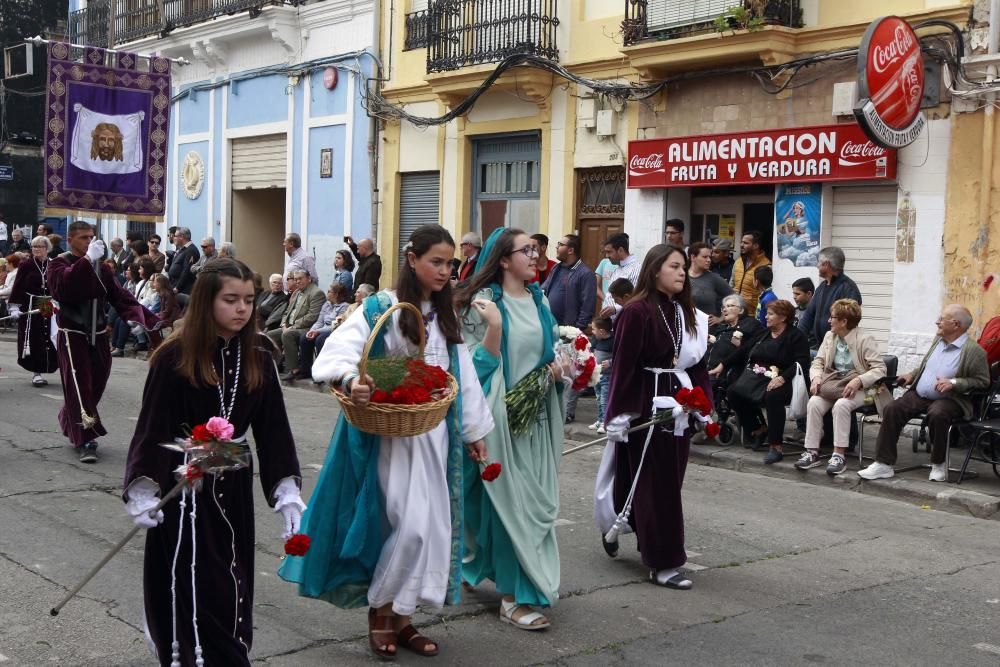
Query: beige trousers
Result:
<box><xmin>804</xmin><ymin>393</ymin><xmax>867</xmax><ymax>450</ymax></box>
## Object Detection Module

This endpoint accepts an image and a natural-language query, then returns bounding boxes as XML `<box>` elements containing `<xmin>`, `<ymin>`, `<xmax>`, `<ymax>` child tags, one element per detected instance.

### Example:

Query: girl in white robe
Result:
<box><xmin>280</xmin><ymin>225</ymin><xmax>492</xmax><ymax>660</ymax></box>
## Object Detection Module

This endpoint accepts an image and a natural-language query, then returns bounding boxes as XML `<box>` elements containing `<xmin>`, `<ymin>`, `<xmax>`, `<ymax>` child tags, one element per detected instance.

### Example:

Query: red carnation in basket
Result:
<box><xmin>284</xmin><ymin>534</ymin><xmax>311</xmax><ymax>557</ymax></box>
<box><xmin>705</xmin><ymin>421</ymin><xmax>721</xmax><ymax>438</ymax></box>
<box><xmin>480</xmin><ymin>461</ymin><xmax>502</xmax><ymax>482</ymax></box>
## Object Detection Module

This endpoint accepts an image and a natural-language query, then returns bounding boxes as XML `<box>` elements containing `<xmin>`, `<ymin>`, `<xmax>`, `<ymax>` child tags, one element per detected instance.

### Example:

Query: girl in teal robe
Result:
<box><xmin>454</xmin><ymin>227</ymin><xmax>564</xmax><ymax>630</ymax></box>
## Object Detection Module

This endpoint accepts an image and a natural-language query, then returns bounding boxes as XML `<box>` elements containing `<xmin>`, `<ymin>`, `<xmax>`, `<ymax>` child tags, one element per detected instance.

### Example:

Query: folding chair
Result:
<box><xmin>853</xmin><ymin>354</ymin><xmax>898</xmax><ymax>464</ymax></box>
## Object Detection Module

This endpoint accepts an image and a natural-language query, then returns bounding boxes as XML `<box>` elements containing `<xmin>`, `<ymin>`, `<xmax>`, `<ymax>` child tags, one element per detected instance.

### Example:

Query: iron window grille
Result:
<box><xmin>426</xmin><ymin>0</ymin><xmax>559</xmax><ymax>73</ymax></box>
<box><xmin>622</xmin><ymin>0</ymin><xmax>802</xmax><ymax>46</ymax></box>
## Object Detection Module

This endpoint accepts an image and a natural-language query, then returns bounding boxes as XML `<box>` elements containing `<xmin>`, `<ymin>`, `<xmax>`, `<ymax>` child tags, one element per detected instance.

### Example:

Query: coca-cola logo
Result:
<box><xmin>629</xmin><ymin>153</ymin><xmax>663</xmax><ymax>171</ymax></box>
<box><xmin>872</xmin><ymin>24</ymin><xmax>915</xmax><ymax>74</ymax></box>
<box><xmin>839</xmin><ymin>140</ymin><xmax>886</xmax><ymax>161</ymax></box>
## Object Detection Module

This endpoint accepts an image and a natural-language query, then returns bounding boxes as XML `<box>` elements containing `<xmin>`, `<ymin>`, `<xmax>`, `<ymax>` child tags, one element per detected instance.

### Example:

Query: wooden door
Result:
<box><xmin>576</xmin><ymin>167</ymin><xmax>625</xmax><ymax>270</ymax></box>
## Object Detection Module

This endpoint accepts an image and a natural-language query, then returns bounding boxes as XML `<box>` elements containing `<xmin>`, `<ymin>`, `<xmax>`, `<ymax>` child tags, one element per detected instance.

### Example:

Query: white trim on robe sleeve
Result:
<box><xmin>311</xmin><ymin>303</ymin><xmax>372</xmax><ymax>384</ymax></box>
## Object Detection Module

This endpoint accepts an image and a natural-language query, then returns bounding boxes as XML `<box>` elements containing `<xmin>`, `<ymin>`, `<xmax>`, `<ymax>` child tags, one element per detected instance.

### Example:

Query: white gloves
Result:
<box><xmin>605</xmin><ymin>413</ymin><xmax>638</xmax><ymax>443</ymax></box>
<box><xmin>273</xmin><ymin>476</ymin><xmax>306</xmax><ymax>539</ymax></box>
<box><xmin>129</xmin><ymin>321</ymin><xmax>144</xmax><ymax>336</ymax></box>
<box><xmin>86</xmin><ymin>239</ymin><xmax>106</xmax><ymax>263</ymax></box>
<box><xmin>125</xmin><ymin>478</ymin><xmax>164</xmax><ymax>529</ymax></box>
<box><xmin>7</xmin><ymin>305</ymin><xmax>20</xmax><ymax>321</ymax></box>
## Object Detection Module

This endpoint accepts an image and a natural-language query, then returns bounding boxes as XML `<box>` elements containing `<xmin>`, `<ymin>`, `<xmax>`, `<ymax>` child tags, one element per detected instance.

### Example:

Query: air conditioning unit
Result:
<box><xmin>596</xmin><ymin>109</ymin><xmax>618</xmax><ymax>137</ymax></box>
<box><xmin>3</xmin><ymin>44</ymin><xmax>34</xmax><ymax>80</ymax></box>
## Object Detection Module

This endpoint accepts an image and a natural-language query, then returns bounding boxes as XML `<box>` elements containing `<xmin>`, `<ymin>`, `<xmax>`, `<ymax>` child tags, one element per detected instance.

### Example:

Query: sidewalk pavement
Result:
<box><xmin>565</xmin><ymin>394</ymin><xmax>1000</xmax><ymax>521</ymax></box>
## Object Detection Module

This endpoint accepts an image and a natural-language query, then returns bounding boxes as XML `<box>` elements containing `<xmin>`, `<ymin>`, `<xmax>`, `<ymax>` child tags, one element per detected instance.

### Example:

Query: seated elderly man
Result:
<box><xmin>267</xmin><ymin>269</ymin><xmax>324</xmax><ymax>380</ymax></box>
<box><xmin>858</xmin><ymin>304</ymin><xmax>990</xmax><ymax>482</ymax></box>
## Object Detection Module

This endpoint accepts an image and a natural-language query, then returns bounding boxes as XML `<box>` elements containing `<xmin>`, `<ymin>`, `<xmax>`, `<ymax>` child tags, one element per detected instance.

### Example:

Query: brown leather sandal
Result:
<box><xmin>397</xmin><ymin>625</ymin><xmax>439</xmax><ymax>657</ymax></box>
<box><xmin>368</xmin><ymin>607</ymin><xmax>397</xmax><ymax>660</ymax></box>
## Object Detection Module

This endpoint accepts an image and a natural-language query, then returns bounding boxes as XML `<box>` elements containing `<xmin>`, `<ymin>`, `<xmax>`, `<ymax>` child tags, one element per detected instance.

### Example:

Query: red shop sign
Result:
<box><xmin>854</xmin><ymin>16</ymin><xmax>926</xmax><ymax>148</ymax></box>
<box><xmin>627</xmin><ymin>123</ymin><xmax>896</xmax><ymax>189</ymax></box>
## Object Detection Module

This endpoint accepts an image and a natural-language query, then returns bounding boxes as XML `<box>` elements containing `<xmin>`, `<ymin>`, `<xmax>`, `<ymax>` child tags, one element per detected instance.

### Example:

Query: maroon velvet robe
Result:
<box><xmin>605</xmin><ymin>299</ymin><xmax>712</xmax><ymax>571</ymax></box>
<box><xmin>8</xmin><ymin>257</ymin><xmax>58</xmax><ymax>374</ymax></box>
<box><xmin>124</xmin><ymin>337</ymin><xmax>301</xmax><ymax>666</ymax></box>
<box><xmin>47</xmin><ymin>252</ymin><xmax>157</xmax><ymax>446</ymax></box>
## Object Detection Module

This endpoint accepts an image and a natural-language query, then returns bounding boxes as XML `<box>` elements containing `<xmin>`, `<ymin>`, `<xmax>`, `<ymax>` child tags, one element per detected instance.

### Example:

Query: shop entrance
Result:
<box><xmin>231</xmin><ymin>188</ymin><xmax>286</xmax><ymax>279</ymax></box>
<box><xmin>742</xmin><ymin>202</ymin><xmax>775</xmax><ymax>260</ymax></box>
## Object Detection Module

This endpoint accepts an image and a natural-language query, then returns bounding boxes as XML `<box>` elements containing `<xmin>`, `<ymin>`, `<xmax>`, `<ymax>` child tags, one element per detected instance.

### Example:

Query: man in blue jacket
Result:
<box><xmin>797</xmin><ymin>246</ymin><xmax>862</xmax><ymax>349</ymax></box>
<box><xmin>542</xmin><ymin>234</ymin><xmax>596</xmax><ymax>422</ymax></box>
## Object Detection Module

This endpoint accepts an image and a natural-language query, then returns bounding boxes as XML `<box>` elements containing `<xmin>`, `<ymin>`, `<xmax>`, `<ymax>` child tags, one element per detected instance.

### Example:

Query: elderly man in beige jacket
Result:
<box><xmin>859</xmin><ymin>304</ymin><xmax>990</xmax><ymax>482</ymax></box>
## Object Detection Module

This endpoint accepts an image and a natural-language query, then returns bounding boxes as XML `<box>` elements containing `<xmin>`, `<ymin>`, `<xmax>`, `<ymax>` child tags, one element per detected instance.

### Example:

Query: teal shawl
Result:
<box><xmin>469</xmin><ymin>227</ymin><xmax>559</xmax><ymax>391</ymax></box>
<box><xmin>278</xmin><ymin>293</ymin><xmax>467</xmax><ymax>608</ymax></box>
<box><xmin>471</xmin><ymin>282</ymin><xmax>558</xmax><ymax>391</ymax></box>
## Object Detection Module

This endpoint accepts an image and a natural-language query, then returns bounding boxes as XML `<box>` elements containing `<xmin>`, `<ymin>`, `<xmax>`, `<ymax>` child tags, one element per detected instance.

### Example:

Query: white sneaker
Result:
<box><xmin>597</xmin><ymin>425</ymin><xmax>606</xmax><ymax>434</ymax></box>
<box><xmin>857</xmin><ymin>461</ymin><xmax>894</xmax><ymax>480</ymax></box>
<box><xmin>588</xmin><ymin>421</ymin><xmax>600</xmax><ymax>431</ymax></box>
<box><xmin>928</xmin><ymin>463</ymin><xmax>947</xmax><ymax>482</ymax></box>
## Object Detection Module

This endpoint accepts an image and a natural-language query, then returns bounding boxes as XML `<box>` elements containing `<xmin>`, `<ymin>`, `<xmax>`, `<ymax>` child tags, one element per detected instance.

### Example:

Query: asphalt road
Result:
<box><xmin>1</xmin><ymin>341</ymin><xmax>998</xmax><ymax>666</ymax></box>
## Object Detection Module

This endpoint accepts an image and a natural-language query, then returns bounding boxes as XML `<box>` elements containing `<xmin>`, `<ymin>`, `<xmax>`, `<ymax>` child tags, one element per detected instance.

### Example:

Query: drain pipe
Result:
<box><xmin>978</xmin><ymin>0</ymin><xmax>1000</xmax><ymax>315</ymax></box>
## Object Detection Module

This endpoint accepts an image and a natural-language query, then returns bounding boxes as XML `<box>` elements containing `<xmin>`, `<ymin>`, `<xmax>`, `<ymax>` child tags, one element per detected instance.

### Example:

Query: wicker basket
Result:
<box><xmin>331</xmin><ymin>301</ymin><xmax>458</xmax><ymax>437</ymax></box>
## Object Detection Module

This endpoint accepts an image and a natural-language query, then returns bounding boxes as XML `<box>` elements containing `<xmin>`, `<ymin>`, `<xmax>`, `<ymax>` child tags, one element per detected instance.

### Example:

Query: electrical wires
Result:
<box><xmin>362</xmin><ymin>21</ymin><xmax>978</xmax><ymax>128</ymax></box>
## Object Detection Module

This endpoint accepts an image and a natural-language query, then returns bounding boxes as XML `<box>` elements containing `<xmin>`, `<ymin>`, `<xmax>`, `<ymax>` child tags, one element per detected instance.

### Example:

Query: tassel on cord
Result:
<box><xmin>604</xmin><ymin>370</ymin><xmax>667</xmax><ymax>545</ymax></box>
<box><xmin>189</xmin><ymin>480</ymin><xmax>204</xmax><ymax>666</ymax></box>
<box><xmin>169</xmin><ymin>482</ymin><xmax>187</xmax><ymax>667</ymax></box>
<box><xmin>60</xmin><ymin>330</ymin><xmax>97</xmax><ymax>429</ymax></box>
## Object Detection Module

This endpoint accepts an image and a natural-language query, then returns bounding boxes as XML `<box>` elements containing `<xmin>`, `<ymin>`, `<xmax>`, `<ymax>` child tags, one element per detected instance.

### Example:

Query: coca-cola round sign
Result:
<box><xmin>854</xmin><ymin>16</ymin><xmax>926</xmax><ymax>149</ymax></box>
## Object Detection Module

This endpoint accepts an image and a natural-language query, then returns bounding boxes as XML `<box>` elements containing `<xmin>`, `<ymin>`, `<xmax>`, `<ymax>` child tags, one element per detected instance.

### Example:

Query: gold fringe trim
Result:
<box><xmin>43</xmin><ymin>207</ymin><xmax>164</xmax><ymax>223</ymax></box>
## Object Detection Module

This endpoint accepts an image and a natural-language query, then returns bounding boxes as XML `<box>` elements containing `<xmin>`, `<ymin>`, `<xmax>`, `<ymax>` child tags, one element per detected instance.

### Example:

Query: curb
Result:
<box><xmin>688</xmin><ymin>444</ymin><xmax>1000</xmax><ymax>521</ymax></box>
<box><xmin>562</xmin><ymin>423</ymin><xmax>1000</xmax><ymax>521</ymax></box>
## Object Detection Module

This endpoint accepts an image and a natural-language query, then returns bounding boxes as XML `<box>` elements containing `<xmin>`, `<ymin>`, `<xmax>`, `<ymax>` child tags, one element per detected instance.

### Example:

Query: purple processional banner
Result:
<box><xmin>44</xmin><ymin>42</ymin><xmax>171</xmax><ymax>221</ymax></box>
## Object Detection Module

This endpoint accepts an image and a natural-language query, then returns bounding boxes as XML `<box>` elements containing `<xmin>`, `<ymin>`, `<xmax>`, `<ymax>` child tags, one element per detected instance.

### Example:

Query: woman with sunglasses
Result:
<box><xmin>454</xmin><ymin>227</ymin><xmax>564</xmax><ymax>631</ymax></box>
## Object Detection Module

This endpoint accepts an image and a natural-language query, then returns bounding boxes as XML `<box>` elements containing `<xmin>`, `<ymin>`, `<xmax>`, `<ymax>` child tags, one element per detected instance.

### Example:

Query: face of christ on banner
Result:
<box><xmin>91</xmin><ymin>123</ymin><xmax>124</xmax><ymax>162</ymax></box>
<box><xmin>70</xmin><ymin>104</ymin><xmax>144</xmax><ymax>176</ymax></box>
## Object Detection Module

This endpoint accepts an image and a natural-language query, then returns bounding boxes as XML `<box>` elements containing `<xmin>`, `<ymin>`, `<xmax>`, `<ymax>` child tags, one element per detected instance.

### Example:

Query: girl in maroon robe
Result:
<box><xmin>7</xmin><ymin>236</ymin><xmax>58</xmax><ymax>385</ymax></box>
<box><xmin>124</xmin><ymin>258</ymin><xmax>304</xmax><ymax>666</ymax></box>
<box><xmin>594</xmin><ymin>244</ymin><xmax>712</xmax><ymax>590</ymax></box>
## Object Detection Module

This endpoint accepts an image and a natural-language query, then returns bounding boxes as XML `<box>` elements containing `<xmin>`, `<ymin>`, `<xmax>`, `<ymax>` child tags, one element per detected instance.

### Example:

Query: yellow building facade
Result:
<box><xmin>377</xmin><ymin>1</ymin><xmax>990</xmax><ymax>365</ymax></box>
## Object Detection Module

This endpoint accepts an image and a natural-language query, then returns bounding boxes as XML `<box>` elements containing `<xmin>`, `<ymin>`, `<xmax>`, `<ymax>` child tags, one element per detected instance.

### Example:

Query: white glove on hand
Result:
<box><xmin>7</xmin><ymin>305</ymin><xmax>20</xmax><ymax>321</ymax></box>
<box><xmin>273</xmin><ymin>476</ymin><xmax>306</xmax><ymax>539</ymax></box>
<box><xmin>125</xmin><ymin>478</ymin><xmax>164</xmax><ymax>529</ymax></box>
<box><xmin>129</xmin><ymin>321</ymin><xmax>144</xmax><ymax>336</ymax></box>
<box><xmin>86</xmin><ymin>239</ymin><xmax>106</xmax><ymax>263</ymax></box>
<box><xmin>605</xmin><ymin>413</ymin><xmax>638</xmax><ymax>443</ymax></box>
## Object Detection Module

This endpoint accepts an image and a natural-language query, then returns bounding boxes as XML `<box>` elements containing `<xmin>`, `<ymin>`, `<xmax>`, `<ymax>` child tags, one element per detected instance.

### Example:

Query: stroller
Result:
<box><xmin>709</xmin><ymin>367</ymin><xmax>740</xmax><ymax>446</ymax></box>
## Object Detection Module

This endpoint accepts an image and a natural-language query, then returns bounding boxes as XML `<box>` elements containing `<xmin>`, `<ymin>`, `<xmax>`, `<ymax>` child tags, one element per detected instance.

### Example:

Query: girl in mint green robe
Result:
<box><xmin>456</xmin><ymin>227</ymin><xmax>564</xmax><ymax>629</ymax></box>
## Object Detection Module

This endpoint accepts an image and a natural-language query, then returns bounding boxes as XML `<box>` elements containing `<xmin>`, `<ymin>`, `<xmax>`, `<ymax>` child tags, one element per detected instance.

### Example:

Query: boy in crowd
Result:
<box><xmin>607</xmin><ymin>277</ymin><xmax>633</xmax><ymax>309</ymax></box>
<box><xmin>753</xmin><ymin>266</ymin><xmax>777</xmax><ymax>327</ymax></box>
<box><xmin>792</xmin><ymin>277</ymin><xmax>816</xmax><ymax>345</ymax></box>
<box><xmin>589</xmin><ymin>317</ymin><xmax>615</xmax><ymax>434</ymax></box>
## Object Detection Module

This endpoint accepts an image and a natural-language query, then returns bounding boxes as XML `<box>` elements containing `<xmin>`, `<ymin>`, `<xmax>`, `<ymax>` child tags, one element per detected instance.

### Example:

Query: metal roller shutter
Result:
<box><xmin>830</xmin><ymin>185</ymin><xmax>898</xmax><ymax>350</ymax></box>
<box><xmin>231</xmin><ymin>134</ymin><xmax>287</xmax><ymax>189</ymax></box>
<box><xmin>398</xmin><ymin>172</ymin><xmax>441</xmax><ymax>266</ymax></box>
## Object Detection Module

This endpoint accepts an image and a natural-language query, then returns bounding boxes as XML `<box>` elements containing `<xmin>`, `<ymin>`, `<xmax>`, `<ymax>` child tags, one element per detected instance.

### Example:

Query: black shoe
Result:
<box><xmin>79</xmin><ymin>442</ymin><xmax>98</xmax><ymax>463</ymax></box>
<box><xmin>751</xmin><ymin>431</ymin><xmax>767</xmax><ymax>452</ymax></box>
<box><xmin>763</xmin><ymin>448</ymin><xmax>783</xmax><ymax>465</ymax></box>
<box><xmin>601</xmin><ymin>533</ymin><xmax>619</xmax><ymax>558</ymax></box>
<box><xmin>565</xmin><ymin>415</ymin><xmax>575</xmax><ymax>425</ymax></box>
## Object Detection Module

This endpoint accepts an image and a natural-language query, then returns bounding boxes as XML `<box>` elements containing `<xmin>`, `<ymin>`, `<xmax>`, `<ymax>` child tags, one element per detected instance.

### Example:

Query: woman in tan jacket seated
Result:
<box><xmin>794</xmin><ymin>299</ymin><xmax>888</xmax><ymax>476</ymax></box>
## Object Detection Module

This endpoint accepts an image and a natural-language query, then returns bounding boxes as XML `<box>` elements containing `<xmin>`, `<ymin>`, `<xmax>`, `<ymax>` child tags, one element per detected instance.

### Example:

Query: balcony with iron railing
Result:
<box><xmin>622</xmin><ymin>0</ymin><xmax>802</xmax><ymax>46</ymax></box>
<box><xmin>69</xmin><ymin>0</ymin><xmax>285</xmax><ymax>48</ymax></box>
<box><xmin>403</xmin><ymin>0</ymin><xmax>559</xmax><ymax>74</ymax></box>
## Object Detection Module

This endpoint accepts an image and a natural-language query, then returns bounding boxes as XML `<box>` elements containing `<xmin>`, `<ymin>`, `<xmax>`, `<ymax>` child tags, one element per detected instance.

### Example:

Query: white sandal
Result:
<box><xmin>499</xmin><ymin>599</ymin><xmax>550</xmax><ymax>631</ymax></box>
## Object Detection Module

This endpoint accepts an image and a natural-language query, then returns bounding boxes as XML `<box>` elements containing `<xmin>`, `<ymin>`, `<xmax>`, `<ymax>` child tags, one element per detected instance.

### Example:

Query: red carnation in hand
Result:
<box><xmin>481</xmin><ymin>462</ymin><xmax>502</xmax><ymax>482</ymax></box>
<box><xmin>705</xmin><ymin>421</ymin><xmax>721</xmax><ymax>438</ymax></box>
<box><xmin>675</xmin><ymin>387</ymin><xmax>692</xmax><ymax>404</ymax></box>
<box><xmin>191</xmin><ymin>424</ymin><xmax>213</xmax><ymax>442</ymax></box>
<box><xmin>284</xmin><ymin>534</ymin><xmax>311</xmax><ymax>557</ymax></box>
